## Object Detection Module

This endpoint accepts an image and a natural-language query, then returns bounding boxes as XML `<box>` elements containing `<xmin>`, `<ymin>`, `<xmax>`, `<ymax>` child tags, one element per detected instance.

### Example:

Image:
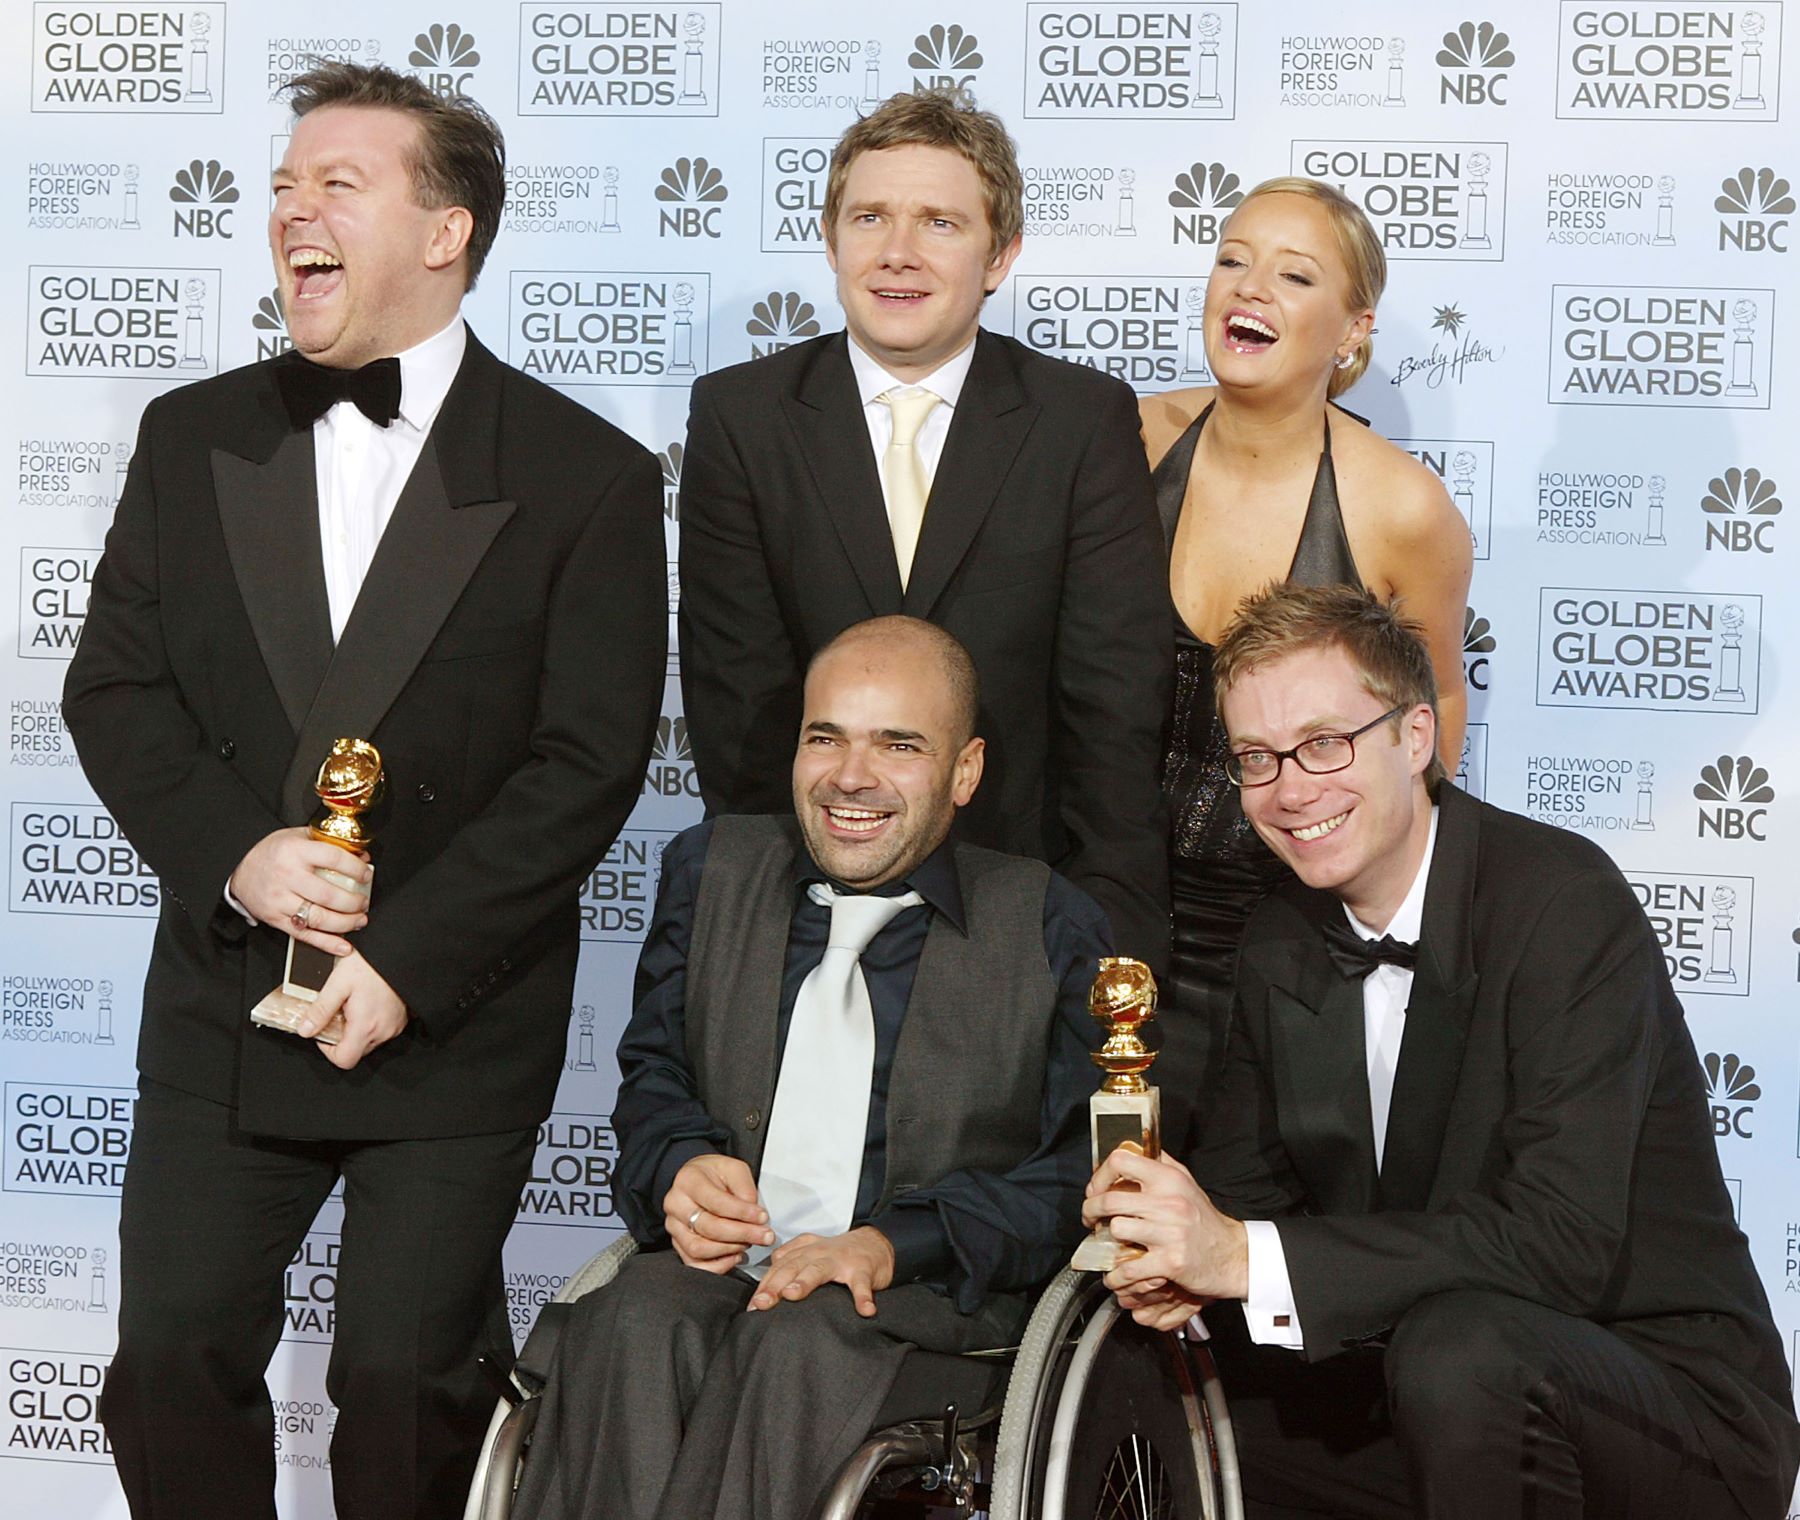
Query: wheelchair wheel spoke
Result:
<box><xmin>1093</xmin><ymin>1433</ymin><xmax>1177</xmax><ymax>1520</ymax></box>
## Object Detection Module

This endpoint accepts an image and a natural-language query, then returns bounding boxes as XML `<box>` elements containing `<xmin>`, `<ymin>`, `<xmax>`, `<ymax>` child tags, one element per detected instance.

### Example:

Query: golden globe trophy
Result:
<box><xmin>1071</xmin><ymin>956</ymin><xmax>1161</xmax><ymax>1272</ymax></box>
<box><xmin>249</xmin><ymin>738</ymin><xmax>384</xmax><ymax>1046</ymax></box>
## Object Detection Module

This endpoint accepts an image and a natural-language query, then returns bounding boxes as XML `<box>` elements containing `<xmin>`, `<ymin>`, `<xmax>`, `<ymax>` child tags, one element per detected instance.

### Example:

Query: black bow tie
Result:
<box><xmin>274</xmin><ymin>353</ymin><xmax>402</xmax><ymax>429</ymax></box>
<box><xmin>1320</xmin><ymin>916</ymin><xmax>1418</xmax><ymax>981</ymax></box>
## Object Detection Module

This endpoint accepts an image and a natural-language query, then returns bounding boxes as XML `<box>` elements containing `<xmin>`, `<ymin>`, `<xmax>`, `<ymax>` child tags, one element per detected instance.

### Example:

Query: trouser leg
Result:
<box><xmin>100</xmin><ymin>1078</ymin><xmax>338</xmax><ymax>1520</ymax></box>
<box><xmin>325</xmin><ymin>1123</ymin><xmax>537</xmax><ymax>1520</ymax></box>
<box><xmin>1386</xmin><ymin>1290</ymin><xmax>1748</xmax><ymax>1520</ymax></box>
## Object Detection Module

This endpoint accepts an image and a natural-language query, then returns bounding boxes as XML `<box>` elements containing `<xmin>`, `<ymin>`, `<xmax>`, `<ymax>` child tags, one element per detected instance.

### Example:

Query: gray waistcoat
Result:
<box><xmin>686</xmin><ymin>816</ymin><xmax>1057</xmax><ymax>1214</ymax></box>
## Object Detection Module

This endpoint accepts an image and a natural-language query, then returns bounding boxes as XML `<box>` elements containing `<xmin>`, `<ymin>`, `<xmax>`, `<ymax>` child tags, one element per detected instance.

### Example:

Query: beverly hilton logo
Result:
<box><xmin>1557</xmin><ymin>4</ymin><xmax>1782</xmax><ymax>121</ymax></box>
<box><xmin>1013</xmin><ymin>274</ymin><xmax>1212</xmax><ymax>391</ymax></box>
<box><xmin>1549</xmin><ymin>285</ymin><xmax>1775</xmax><ymax>408</ymax></box>
<box><xmin>1717</xmin><ymin>166</ymin><xmax>1793</xmax><ymax>251</ymax></box>
<box><xmin>1438</xmin><ymin>20</ymin><xmax>1514</xmax><ymax>104</ymax></box>
<box><xmin>409</xmin><ymin>22</ymin><xmax>479</xmax><ymax>96</ymax></box>
<box><xmin>1627</xmin><ymin>870</ymin><xmax>1753</xmax><ymax>994</ymax></box>
<box><xmin>1537</xmin><ymin>590</ymin><xmax>1761</xmax><ymax>713</ymax></box>
<box><xmin>518</xmin><ymin>4</ymin><xmax>721</xmax><ymax>116</ymax></box>
<box><xmin>169</xmin><ymin>157</ymin><xmax>238</xmax><ymax>239</ymax></box>
<box><xmin>1388</xmin><ymin>301</ymin><xmax>1505</xmax><ymax>388</ymax></box>
<box><xmin>1027</xmin><ymin>5</ymin><xmax>1238</xmax><ymax>118</ymax></box>
<box><xmin>33</xmin><ymin>4</ymin><xmax>228</xmax><ymax>113</ymax></box>
<box><xmin>746</xmin><ymin>291</ymin><xmax>821</xmax><ymax>358</ymax></box>
<box><xmin>1703</xmin><ymin>1052</ymin><xmax>1759</xmax><ymax>1137</ymax></box>
<box><xmin>762</xmin><ymin>139</ymin><xmax>830</xmax><ymax>250</ymax></box>
<box><xmin>656</xmin><ymin>156</ymin><xmax>728</xmax><ymax>238</ymax></box>
<box><xmin>508</xmin><ymin>271</ymin><xmax>708</xmax><ymax>386</ymax></box>
<box><xmin>1167</xmin><ymin>160</ymin><xmax>1243</xmax><ymax>246</ymax></box>
<box><xmin>1694</xmin><ymin>754</ymin><xmax>1773</xmax><ymax>842</ymax></box>
<box><xmin>1701</xmin><ymin>466</ymin><xmax>1781</xmax><ymax>553</ymax></box>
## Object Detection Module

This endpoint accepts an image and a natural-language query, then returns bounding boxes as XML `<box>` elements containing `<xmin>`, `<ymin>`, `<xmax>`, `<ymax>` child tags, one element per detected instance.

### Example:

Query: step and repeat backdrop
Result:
<box><xmin>0</xmin><ymin>0</ymin><xmax>1795</xmax><ymax>1513</ymax></box>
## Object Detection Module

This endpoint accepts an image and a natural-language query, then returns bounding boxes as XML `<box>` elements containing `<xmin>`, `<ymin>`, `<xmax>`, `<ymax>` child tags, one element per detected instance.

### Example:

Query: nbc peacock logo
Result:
<box><xmin>1701</xmin><ymin>466</ymin><xmax>1781</xmax><ymax>554</ymax></box>
<box><xmin>643</xmin><ymin>713</ymin><xmax>700</xmax><ymax>799</ymax></box>
<box><xmin>1694</xmin><ymin>755</ymin><xmax>1774</xmax><ymax>842</ymax></box>
<box><xmin>251</xmin><ymin>286</ymin><xmax>290</xmax><ymax>360</ymax></box>
<box><xmin>746</xmin><ymin>291</ymin><xmax>821</xmax><ymax>358</ymax></box>
<box><xmin>1715</xmin><ymin>166</ymin><xmax>1793</xmax><ymax>252</ymax></box>
<box><xmin>1168</xmin><ymin>161</ymin><xmax>1243</xmax><ymax>246</ymax></box>
<box><xmin>1437</xmin><ymin>21</ymin><xmax>1514</xmax><ymax>105</ymax></box>
<box><xmin>1702</xmin><ymin>1051</ymin><xmax>1759</xmax><ymax>1138</ymax></box>
<box><xmin>656</xmin><ymin>156</ymin><xmax>729</xmax><ymax>238</ymax></box>
<box><xmin>910</xmin><ymin>23</ymin><xmax>982</xmax><ymax>91</ymax></box>
<box><xmin>1462</xmin><ymin>607</ymin><xmax>1495</xmax><ymax>692</ymax></box>
<box><xmin>170</xmin><ymin>158</ymin><xmax>239</xmax><ymax>238</ymax></box>
<box><xmin>409</xmin><ymin>22</ymin><xmax>480</xmax><ymax>97</ymax></box>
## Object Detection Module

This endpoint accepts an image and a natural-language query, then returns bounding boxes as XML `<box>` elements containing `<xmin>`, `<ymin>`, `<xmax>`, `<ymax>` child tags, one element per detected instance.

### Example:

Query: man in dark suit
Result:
<box><xmin>62</xmin><ymin>63</ymin><xmax>664</xmax><ymax>1519</ymax></box>
<box><xmin>512</xmin><ymin>617</ymin><xmax>1110</xmax><ymax>1520</ymax></box>
<box><xmin>1086</xmin><ymin>585</ymin><xmax>1798</xmax><ymax>1519</ymax></box>
<box><xmin>677</xmin><ymin>89</ymin><xmax>1170</xmax><ymax>978</ymax></box>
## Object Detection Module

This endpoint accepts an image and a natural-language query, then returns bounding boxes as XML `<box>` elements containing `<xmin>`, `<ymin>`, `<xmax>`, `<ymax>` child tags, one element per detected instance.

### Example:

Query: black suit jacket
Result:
<box><xmin>676</xmin><ymin>330</ymin><xmax>1171</xmax><ymax>974</ymax></box>
<box><xmin>1191</xmin><ymin>782</ymin><xmax>1798</xmax><ymax>1517</ymax></box>
<box><xmin>63</xmin><ymin>334</ymin><xmax>666</xmax><ymax>1141</ymax></box>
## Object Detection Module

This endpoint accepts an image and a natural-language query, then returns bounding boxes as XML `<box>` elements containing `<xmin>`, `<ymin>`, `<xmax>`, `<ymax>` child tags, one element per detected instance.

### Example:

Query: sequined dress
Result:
<box><xmin>1154</xmin><ymin>402</ymin><xmax>1363</xmax><ymax>1119</ymax></box>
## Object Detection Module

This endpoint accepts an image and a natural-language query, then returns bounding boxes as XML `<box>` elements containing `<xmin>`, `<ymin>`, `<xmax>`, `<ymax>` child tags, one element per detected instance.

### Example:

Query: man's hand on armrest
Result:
<box><xmin>664</xmin><ymin>1154</ymin><xmax>773</xmax><ymax>1274</ymax></box>
<box><xmin>749</xmin><ymin>1227</ymin><xmax>896</xmax><ymax>1319</ymax></box>
<box><xmin>228</xmin><ymin>827</ymin><xmax>370</xmax><ymax>956</ymax></box>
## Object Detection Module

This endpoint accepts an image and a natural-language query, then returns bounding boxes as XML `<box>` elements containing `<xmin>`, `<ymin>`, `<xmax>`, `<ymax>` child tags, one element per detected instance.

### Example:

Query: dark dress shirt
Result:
<box><xmin>613</xmin><ymin>819</ymin><xmax>1111</xmax><ymax>1304</ymax></box>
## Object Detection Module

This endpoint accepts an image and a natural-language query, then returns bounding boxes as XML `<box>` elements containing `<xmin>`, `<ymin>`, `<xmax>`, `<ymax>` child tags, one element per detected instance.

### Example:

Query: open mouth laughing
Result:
<box><xmin>1222</xmin><ymin>308</ymin><xmax>1278</xmax><ymax>353</ymax></box>
<box><xmin>823</xmin><ymin>804</ymin><xmax>894</xmax><ymax>837</ymax></box>
<box><xmin>288</xmin><ymin>247</ymin><xmax>344</xmax><ymax>300</ymax></box>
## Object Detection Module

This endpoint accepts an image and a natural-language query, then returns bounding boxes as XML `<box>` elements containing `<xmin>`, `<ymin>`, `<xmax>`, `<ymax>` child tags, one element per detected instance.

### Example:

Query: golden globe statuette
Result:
<box><xmin>1071</xmin><ymin>957</ymin><xmax>1161</xmax><ymax>1273</ymax></box>
<box><xmin>249</xmin><ymin>739</ymin><xmax>384</xmax><ymax>1046</ymax></box>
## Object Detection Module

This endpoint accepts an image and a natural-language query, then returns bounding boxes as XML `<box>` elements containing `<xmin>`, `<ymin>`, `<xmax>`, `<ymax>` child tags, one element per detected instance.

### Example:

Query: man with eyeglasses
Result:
<box><xmin>1084</xmin><ymin>584</ymin><xmax>1797</xmax><ymax>1520</ymax></box>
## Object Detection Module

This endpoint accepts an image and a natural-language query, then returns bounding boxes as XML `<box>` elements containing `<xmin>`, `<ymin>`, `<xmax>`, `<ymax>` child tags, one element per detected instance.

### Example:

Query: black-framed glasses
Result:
<box><xmin>1226</xmin><ymin>705</ymin><xmax>1407</xmax><ymax>787</ymax></box>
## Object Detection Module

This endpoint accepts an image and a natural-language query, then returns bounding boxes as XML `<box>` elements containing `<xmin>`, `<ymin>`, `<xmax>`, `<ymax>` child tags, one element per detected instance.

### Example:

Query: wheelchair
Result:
<box><xmin>465</xmin><ymin>1234</ymin><xmax>1243</xmax><ymax>1520</ymax></box>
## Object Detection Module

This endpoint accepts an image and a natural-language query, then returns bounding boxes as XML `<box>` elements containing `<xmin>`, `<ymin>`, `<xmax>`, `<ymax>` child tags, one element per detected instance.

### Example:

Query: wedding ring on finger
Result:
<box><xmin>688</xmin><ymin>1208</ymin><xmax>703</xmax><ymax>1233</ymax></box>
<box><xmin>292</xmin><ymin>901</ymin><xmax>314</xmax><ymax>931</ymax></box>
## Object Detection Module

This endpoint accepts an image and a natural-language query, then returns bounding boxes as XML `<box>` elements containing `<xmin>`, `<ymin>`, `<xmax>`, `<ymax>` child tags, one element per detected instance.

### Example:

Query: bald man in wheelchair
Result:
<box><xmin>510</xmin><ymin>617</ymin><xmax>1114</xmax><ymax>1520</ymax></box>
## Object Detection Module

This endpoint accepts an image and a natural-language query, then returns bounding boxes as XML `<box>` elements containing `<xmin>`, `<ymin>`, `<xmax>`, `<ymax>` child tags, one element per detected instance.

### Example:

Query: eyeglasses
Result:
<box><xmin>1226</xmin><ymin>705</ymin><xmax>1407</xmax><ymax>787</ymax></box>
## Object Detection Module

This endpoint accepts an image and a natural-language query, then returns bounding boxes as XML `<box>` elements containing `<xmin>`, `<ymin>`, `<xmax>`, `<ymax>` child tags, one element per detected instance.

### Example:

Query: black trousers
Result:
<box><xmin>1211</xmin><ymin>1292</ymin><xmax>1750</xmax><ymax>1520</ymax></box>
<box><xmin>99</xmin><ymin>1077</ymin><xmax>536</xmax><ymax>1520</ymax></box>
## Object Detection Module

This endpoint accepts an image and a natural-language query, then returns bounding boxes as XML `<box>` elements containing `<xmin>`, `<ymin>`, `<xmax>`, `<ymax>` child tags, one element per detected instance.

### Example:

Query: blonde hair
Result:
<box><xmin>825</xmin><ymin>89</ymin><xmax>1023</xmax><ymax>262</ymax></box>
<box><xmin>1213</xmin><ymin>583</ymin><xmax>1445</xmax><ymax>789</ymax></box>
<box><xmin>1226</xmin><ymin>177</ymin><xmax>1386</xmax><ymax>398</ymax></box>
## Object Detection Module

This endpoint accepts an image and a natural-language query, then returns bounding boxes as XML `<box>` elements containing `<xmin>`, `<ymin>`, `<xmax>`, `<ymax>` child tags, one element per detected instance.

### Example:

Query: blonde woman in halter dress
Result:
<box><xmin>1142</xmin><ymin>177</ymin><xmax>1472</xmax><ymax>1148</ymax></box>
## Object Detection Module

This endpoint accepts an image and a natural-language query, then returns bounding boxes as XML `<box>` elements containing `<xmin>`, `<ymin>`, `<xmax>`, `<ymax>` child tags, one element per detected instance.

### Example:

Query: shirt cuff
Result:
<box><xmin>1242</xmin><ymin>1219</ymin><xmax>1305</xmax><ymax>1350</ymax></box>
<box><xmin>867</xmin><ymin>1203</ymin><xmax>954</xmax><ymax>1286</ymax></box>
<box><xmin>222</xmin><ymin>875</ymin><xmax>256</xmax><ymax>925</ymax></box>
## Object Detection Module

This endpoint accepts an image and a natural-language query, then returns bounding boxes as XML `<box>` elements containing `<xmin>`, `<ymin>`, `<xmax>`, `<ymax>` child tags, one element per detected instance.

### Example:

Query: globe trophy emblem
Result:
<box><xmin>1071</xmin><ymin>957</ymin><xmax>1162</xmax><ymax>1271</ymax></box>
<box><xmin>250</xmin><ymin>738</ymin><xmax>385</xmax><ymax>1044</ymax></box>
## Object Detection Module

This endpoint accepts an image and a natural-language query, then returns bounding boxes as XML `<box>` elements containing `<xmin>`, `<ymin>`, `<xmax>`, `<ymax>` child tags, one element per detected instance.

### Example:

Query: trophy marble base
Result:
<box><xmin>250</xmin><ymin>987</ymin><xmax>344</xmax><ymax>1045</ymax></box>
<box><xmin>1071</xmin><ymin>1087</ymin><xmax>1161</xmax><ymax>1273</ymax></box>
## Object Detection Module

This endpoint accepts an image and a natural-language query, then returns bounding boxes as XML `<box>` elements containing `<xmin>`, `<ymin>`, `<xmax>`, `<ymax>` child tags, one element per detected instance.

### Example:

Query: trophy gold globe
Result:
<box><xmin>1072</xmin><ymin>957</ymin><xmax>1162</xmax><ymax>1272</ymax></box>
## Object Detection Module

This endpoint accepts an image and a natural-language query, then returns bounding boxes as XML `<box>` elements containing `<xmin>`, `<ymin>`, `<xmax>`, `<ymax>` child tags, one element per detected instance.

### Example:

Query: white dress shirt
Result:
<box><xmin>223</xmin><ymin>314</ymin><xmax>466</xmax><ymax>918</ymax></box>
<box><xmin>314</xmin><ymin>315</ymin><xmax>467</xmax><ymax>639</ymax></box>
<box><xmin>1239</xmin><ymin>806</ymin><xmax>1441</xmax><ymax>1350</ymax></box>
<box><xmin>844</xmin><ymin>335</ymin><xmax>976</xmax><ymax>519</ymax></box>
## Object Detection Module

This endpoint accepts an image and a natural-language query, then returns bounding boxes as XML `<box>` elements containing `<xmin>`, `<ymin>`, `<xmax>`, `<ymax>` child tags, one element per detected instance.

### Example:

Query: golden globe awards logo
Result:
<box><xmin>1012</xmin><ymin>274</ymin><xmax>1211</xmax><ymax>390</ymax></box>
<box><xmin>1716</xmin><ymin>165</ymin><xmax>1793</xmax><ymax>251</ymax></box>
<box><xmin>1549</xmin><ymin>284</ymin><xmax>1775</xmax><ymax>407</ymax></box>
<box><xmin>1397</xmin><ymin>438</ymin><xmax>1492</xmax><ymax>557</ymax></box>
<box><xmin>3</xmin><ymin>1082</ymin><xmax>134</xmax><ymax>1195</ymax></box>
<box><xmin>1537</xmin><ymin>589</ymin><xmax>1762</xmax><ymax>712</ymax></box>
<box><xmin>1293</xmin><ymin>142</ymin><xmax>1506</xmax><ymax>259</ymax></box>
<box><xmin>507</xmin><ymin>271</ymin><xmax>709</xmax><ymax>385</ymax></box>
<box><xmin>0</xmin><ymin>1347</ymin><xmax>112</xmax><ymax>1462</ymax></box>
<box><xmin>32</xmin><ymin>4</ymin><xmax>226</xmax><ymax>112</ymax></box>
<box><xmin>1628</xmin><ymin>871</ymin><xmax>1754</xmax><ymax>994</ymax></box>
<box><xmin>1026</xmin><ymin>4</ymin><xmax>1238</xmax><ymax>118</ymax></box>
<box><xmin>761</xmin><ymin>138</ymin><xmax>830</xmax><ymax>250</ymax></box>
<box><xmin>18</xmin><ymin>547</ymin><xmax>98</xmax><ymax>660</ymax></box>
<box><xmin>580</xmin><ymin>828</ymin><xmax>673</xmax><ymax>942</ymax></box>
<box><xmin>282</xmin><ymin>1230</ymin><xmax>339</xmax><ymax>1343</ymax></box>
<box><xmin>1557</xmin><ymin>3</ymin><xmax>1782</xmax><ymax>120</ymax></box>
<box><xmin>27</xmin><ymin>266</ymin><xmax>219</xmax><ymax>379</ymax></box>
<box><xmin>9</xmin><ymin>802</ymin><xmax>159</xmax><ymax>917</ymax></box>
<box><xmin>1438</xmin><ymin>19</ymin><xmax>1514</xmax><ymax>104</ymax></box>
<box><xmin>519</xmin><ymin>3</ymin><xmax>721</xmax><ymax>116</ymax></box>
<box><xmin>520</xmin><ymin>1111</ymin><xmax>619</xmax><ymax>1225</ymax></box>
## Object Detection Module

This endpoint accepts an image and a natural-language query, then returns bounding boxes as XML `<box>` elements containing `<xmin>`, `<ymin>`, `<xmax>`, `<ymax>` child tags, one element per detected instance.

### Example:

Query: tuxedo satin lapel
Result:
<box><xmin>279</xmin><ymin>438</ymin><xmax>514</xmax><ymax>821</ymax></box>
<box><xmin>212</xmin><ymin>432</ymin><xmax>333</xmax><ymax>737</ymax></box>
<box><xmin>901</xmin><ymin>336</ymin><xmax>1036</xmax><ymax>618</ymax></box>
<box><xmin>1268</xmin><ymin>974</ymin><xmax>1379</xmax><ymax>1216</ymax></box>
<box><xmin>1380</xmin><ymin>785</ymin><xmax>1482</xmax><ymax>1211</ymax></box>
<box><xmin>788</xmin><ymin>337</ymin><xmax>901</xmax><ymax>613</ymax></box>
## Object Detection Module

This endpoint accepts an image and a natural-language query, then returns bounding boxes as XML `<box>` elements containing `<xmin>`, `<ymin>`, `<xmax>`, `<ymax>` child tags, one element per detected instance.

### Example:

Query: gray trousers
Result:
<box><xmin>511</xmin><ymin>1250</ymin><xmax>1023</xmax><ymax>1520</ymax></box>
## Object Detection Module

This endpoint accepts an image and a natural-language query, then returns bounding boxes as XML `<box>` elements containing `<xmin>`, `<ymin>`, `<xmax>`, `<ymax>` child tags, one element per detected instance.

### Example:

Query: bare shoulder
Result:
<box><xmin>1139</xmin><ymin>385</ymin><xmax>1215</xmax><ymax>466</ymax></box>
<box><xmin>1334</xmin><ymin>415</ymin><xmax>1459</xmax><ymax>539</ymax></box>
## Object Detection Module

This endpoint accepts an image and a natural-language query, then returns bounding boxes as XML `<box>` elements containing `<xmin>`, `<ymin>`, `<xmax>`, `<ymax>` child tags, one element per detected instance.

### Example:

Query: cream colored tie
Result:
<box><xmin>879</xmin><ymin>387</ymin><xmax>942</xmax><ymax>590</ymax></box>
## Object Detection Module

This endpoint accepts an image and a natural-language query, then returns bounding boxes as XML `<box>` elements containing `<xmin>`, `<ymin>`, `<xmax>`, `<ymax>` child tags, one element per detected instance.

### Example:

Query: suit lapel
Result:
<box><xmin>1378</xmin><ymin>787</ymin><xmax>1481</xmax><ymax>1211</ymax></box>
<box><xmin>785</xmin><ymin>335</ymin><xmax>900</xmax><ymax>613</ymax></box>
<box><xmin>278</xmin><ymin>335</ymin><xmax>516</xmax><ymax>820</ymax></box>
<box><xmin>212</xmin><ymin>386</ymin><xmax>334</xmax><ymax>737</ymax></box>
<box><xmin>902</xmin><ymin>332</ymin><xmax>1038</xmax><ymax>618</ymax></box>
<box><xmin>1264</xmin><ymin>915</ymin><xmax>1380</xmax><ymax>1215</ymax></box>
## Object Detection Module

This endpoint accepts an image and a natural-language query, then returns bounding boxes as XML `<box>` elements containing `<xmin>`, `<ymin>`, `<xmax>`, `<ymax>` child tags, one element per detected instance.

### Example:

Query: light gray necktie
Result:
<box><xmin>879</xmin><ymin>386</ymin><xmax>942</xmax><ymax>590</ymax></box>
<box><xmin>748</xmin><ymin>883</ymin><xmax>924</xmax><ymax>1269</ymax></box>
